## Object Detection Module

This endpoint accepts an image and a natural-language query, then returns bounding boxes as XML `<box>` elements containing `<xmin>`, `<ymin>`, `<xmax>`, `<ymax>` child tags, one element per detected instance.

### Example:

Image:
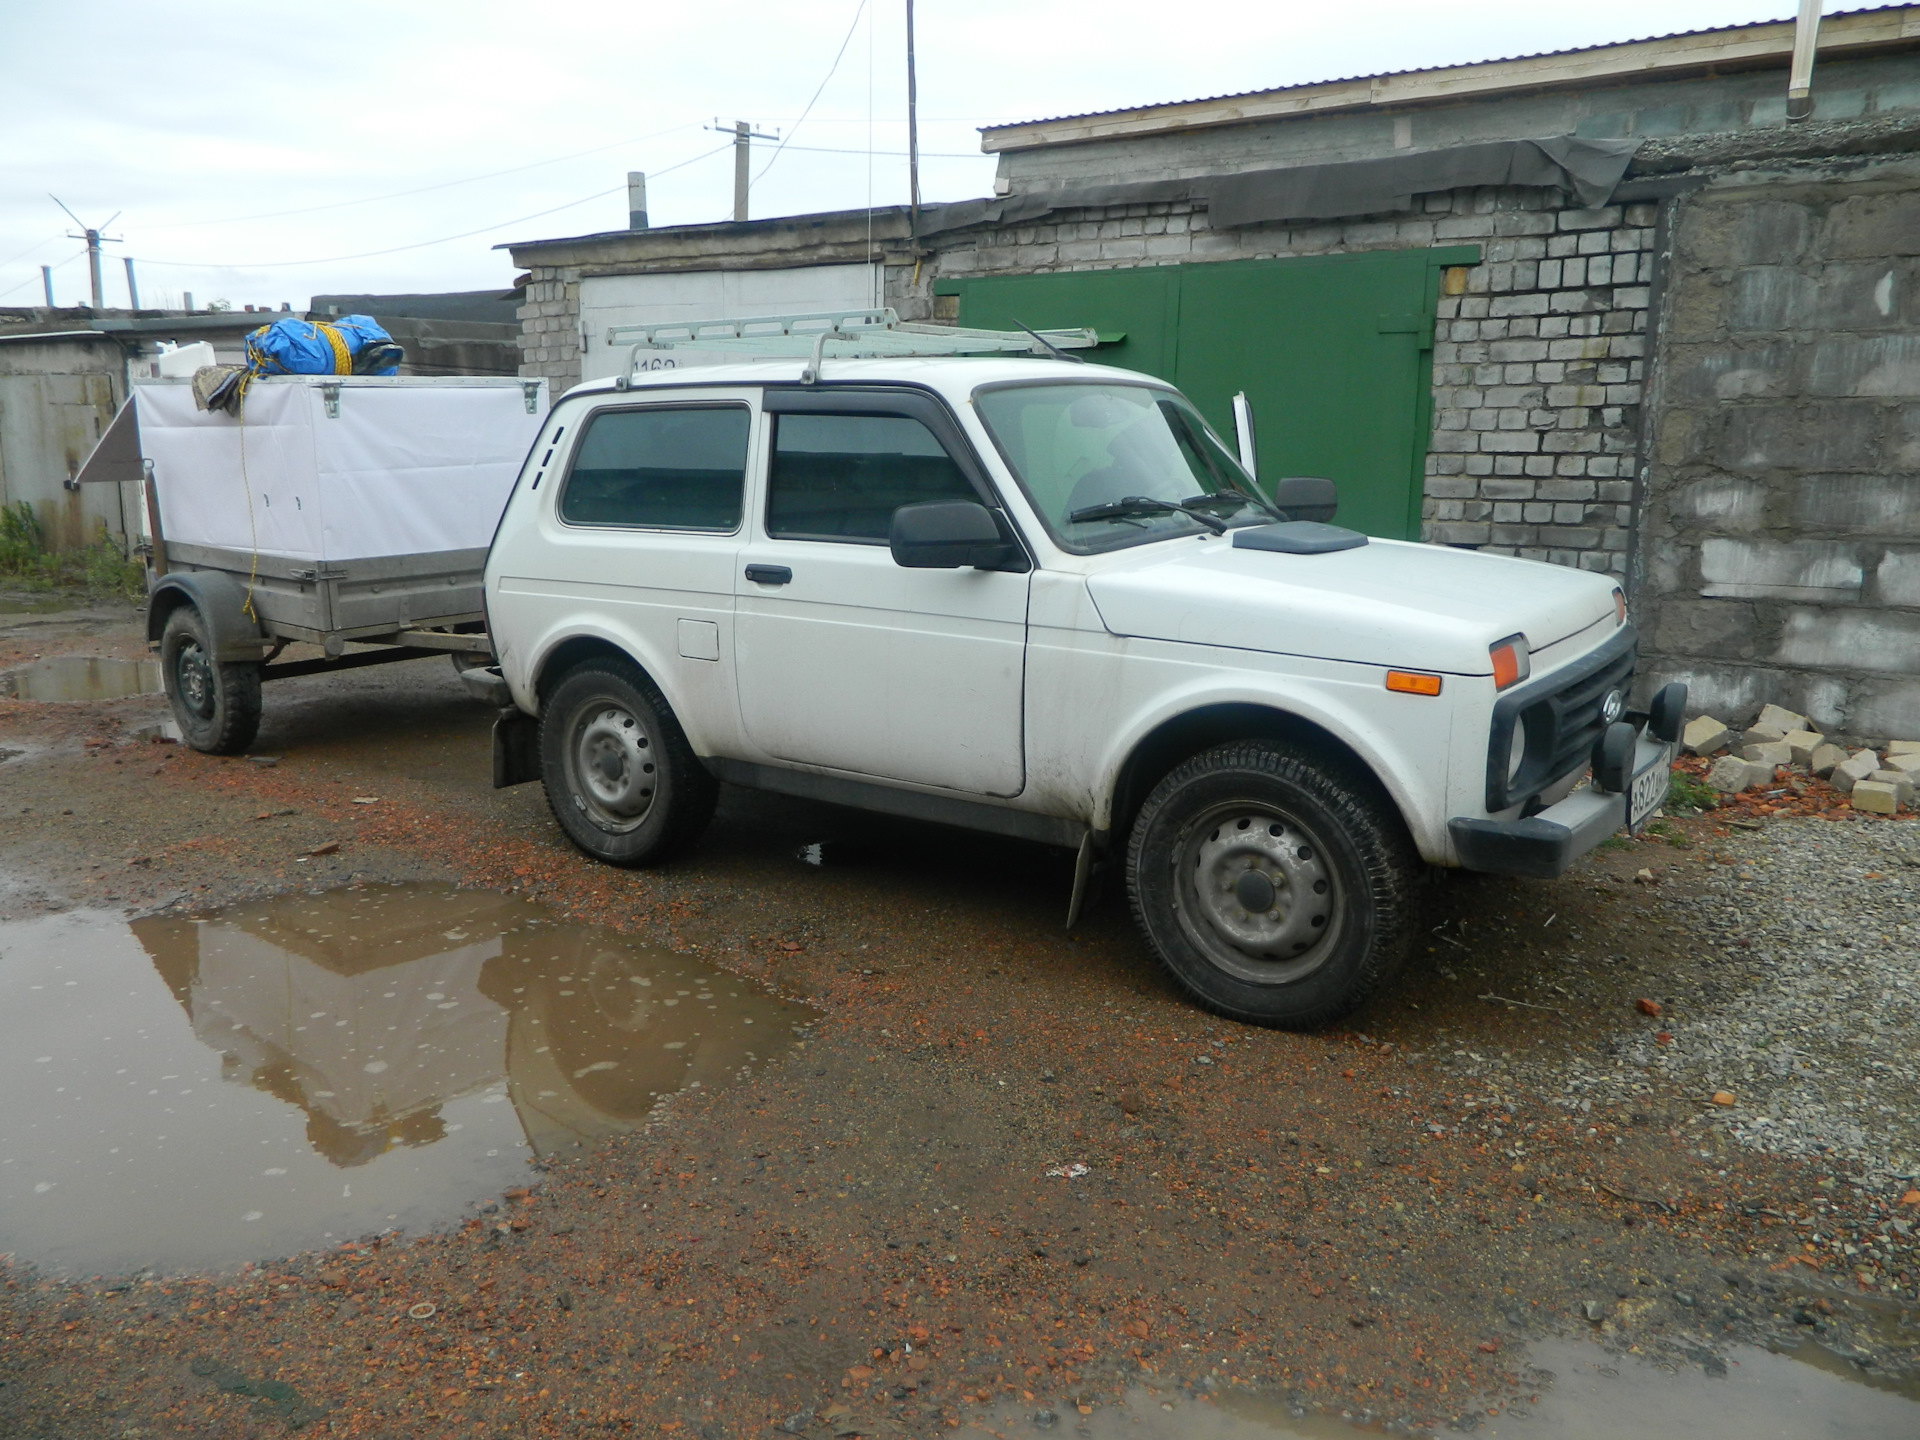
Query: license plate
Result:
<box><xmin>1627</xmin><ymin>744</ymin><xmax>1672</xmax><ymax>834</ymax></box>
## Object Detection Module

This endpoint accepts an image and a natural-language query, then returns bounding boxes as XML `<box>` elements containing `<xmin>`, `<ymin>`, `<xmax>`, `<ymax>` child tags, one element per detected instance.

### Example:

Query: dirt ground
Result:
<box><xmin>3</xmin><ymin>594</ymin><xmax>1917</xmax><ymax>1439</ymax></box>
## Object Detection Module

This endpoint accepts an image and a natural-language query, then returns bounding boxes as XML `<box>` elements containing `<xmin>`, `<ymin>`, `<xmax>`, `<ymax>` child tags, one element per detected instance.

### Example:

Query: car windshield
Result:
<box><xmin>973</xmin><ymin>381</ymin><xmax>1271</xmax><ymax>552</ymax></box>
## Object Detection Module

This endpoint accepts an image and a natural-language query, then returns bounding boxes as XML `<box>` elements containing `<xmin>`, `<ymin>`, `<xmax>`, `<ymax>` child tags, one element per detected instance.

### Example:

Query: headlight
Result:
<box><xmin>1507</xmin><ymin>717</ymin><xmax>1528</xmax><ymax>786</ymax></box>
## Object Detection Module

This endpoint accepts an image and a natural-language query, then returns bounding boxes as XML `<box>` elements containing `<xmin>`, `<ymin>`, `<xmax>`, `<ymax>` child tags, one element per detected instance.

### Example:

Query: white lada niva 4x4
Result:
<box><xmin>477</xmin><ymin>353</ymin><xmax>1683</xmax><ymax>1029</ymax></box>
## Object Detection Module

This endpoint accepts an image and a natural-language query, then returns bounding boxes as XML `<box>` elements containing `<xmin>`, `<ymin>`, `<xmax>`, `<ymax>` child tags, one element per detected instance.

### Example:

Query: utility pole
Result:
<box><xmin>123</xmin><ymin>256</ymin><xmax>141</xmax><ymax>310</ymax></box>
<box><xmin>709</xmin><ymin>120</ymin><xmax>779</xmax><ymax>222</ymax></box>
<box><xmin>905</xmin><ymin>0</ymin><xmax>921</xmax><ymax>248</ymax></box>
<box><xmin>50</xmin><ymin>195</ymin><xmax>120</xmax><ymax>310</ymax></box>
<box><xmin>40</xmin><ymin>266</ymin><xmax>53</xmax><ymax>307</ymax></box>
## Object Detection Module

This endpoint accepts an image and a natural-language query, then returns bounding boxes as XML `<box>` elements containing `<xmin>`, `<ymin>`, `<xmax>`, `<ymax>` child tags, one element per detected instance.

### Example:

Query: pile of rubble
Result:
<box><xmin>1682</xmin><ymin>703</ymin><xmax>1918</xmax><ymax>816</ymax></box>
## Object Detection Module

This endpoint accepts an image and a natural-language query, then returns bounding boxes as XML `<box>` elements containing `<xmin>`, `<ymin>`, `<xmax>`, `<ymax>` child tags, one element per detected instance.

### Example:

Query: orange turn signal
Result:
<box><xmin>1489</xmin><ymin>634</ymin><xmax>1531</xmax><ymax>691</ymax></box>
<box><xmin>1385</xmin><ymin>670</ymin><xmax>1443</xmax><ymax>696</ymax></box>
<box><xmin>1613</xmin><ymin>587</ymin><xmax>1628</xmax><ymax>625</ymax></box>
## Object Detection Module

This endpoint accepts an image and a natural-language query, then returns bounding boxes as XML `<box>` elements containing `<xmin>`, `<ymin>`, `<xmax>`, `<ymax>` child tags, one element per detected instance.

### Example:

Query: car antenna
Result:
<box><xmin>1014</xmin><ymin>319</ymin><xmax>1082</xmax><ymax>364</ymax></box>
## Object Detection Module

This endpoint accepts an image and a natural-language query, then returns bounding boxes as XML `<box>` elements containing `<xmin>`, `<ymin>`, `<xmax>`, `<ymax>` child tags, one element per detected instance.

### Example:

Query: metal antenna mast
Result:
<box><xmin>905</xmin><ymin>0</ymin><xmax>921</xmax><ymax>249</ymax></box>
<box><xmin>50</xmin><ymin>195</ymin><xmax>121</xmax><ymax>310</ymax></box>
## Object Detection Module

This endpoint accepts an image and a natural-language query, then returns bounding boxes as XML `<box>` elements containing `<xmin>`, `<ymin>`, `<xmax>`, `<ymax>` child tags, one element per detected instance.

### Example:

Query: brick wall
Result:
<box><xmin>1637</xmin><ymin>162</ymin><xmax>1920</xmax><ymax>742</ymax></box>
<box><xmin>1423</xmin><ymin>202</ymin><xmax>1655</xmax><ymax>576</ymax></box>
<box><xmin>516</xmin><ymin>273</ymin><xmax>581</xmax><ymax>392</ymax></box>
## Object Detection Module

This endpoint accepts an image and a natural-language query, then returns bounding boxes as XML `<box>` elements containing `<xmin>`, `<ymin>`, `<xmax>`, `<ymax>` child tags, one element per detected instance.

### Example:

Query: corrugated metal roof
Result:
<box><xmin>980</xmin><ymin>3</ymin><xmax>1913</xmax><ymax>136</ymax></box>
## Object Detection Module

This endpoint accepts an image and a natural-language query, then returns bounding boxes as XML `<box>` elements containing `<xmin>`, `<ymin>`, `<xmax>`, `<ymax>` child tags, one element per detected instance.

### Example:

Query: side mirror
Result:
<box><xmin>889</xmin><ymin>501</ymin><xmax>1023</xmax><ymax>570</ymax></box>
<box><xmin>1271</xmin><ymin>476</ymin><xmax>1338</xmax><ymax>524</ymax></box>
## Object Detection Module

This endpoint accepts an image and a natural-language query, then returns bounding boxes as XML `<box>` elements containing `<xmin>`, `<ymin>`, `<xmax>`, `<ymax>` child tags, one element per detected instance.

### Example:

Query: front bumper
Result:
<box><xmin>1448</xmin><ymin>729</ymin><xmax>1672</xmax><ymax>880</ymax></box>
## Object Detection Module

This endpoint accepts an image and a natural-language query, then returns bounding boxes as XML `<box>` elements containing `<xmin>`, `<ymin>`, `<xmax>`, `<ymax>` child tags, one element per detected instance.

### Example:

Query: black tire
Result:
<box><xmin>159</xmin><ymin>604</ymin><xmax>262</xmax><ymax>755</ymax></box>
<box><xmin>539</xmin><ymin>657</ymin><xmax>716</xmax><ymax>867</ymax></box>
<box><xmin>1125</xmin><ymin>740</ymin><xmax>1423</xmax><ymax>1030</ymax></box>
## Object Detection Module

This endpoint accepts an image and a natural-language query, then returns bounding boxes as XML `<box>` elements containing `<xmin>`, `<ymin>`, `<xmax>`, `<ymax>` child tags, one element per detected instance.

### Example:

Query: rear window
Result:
<box><xmin>559</xmin><ymin>405</ymin><xmax>750</xmax><ymax>531</ymax></box>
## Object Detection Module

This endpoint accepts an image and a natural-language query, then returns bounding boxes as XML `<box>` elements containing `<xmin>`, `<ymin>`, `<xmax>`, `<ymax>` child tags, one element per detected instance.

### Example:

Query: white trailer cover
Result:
<box><xmin>133</xmin><ymin>377</ymin><xmax>545</xmax><ymax>563</ymax></box>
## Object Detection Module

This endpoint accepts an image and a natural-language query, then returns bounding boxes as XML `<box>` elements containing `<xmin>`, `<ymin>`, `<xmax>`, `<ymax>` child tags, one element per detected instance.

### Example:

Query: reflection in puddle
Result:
<box><xmin>1</xmin><ymin>655</ymin><xmax>161</xmax><ymax>702</ymax></box>
<box><xmin>958</xmin><ymin>1334</ymin><xmax>1920</xmax><ymax>1439</ymax></box>
<box><xmin>0</xmin><ymin>884</ymin><xmax>813</xmax><ymax>1273</ymax></box>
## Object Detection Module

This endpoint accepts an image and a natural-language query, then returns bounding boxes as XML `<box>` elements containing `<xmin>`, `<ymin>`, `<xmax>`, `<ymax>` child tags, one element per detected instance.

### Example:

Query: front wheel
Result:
<box><xmin>159</xmin><ymin>605</ymin><xmax>262</xmax><ymax>755</ymax></box>
<box><xmin>539</xmin><ymin>657</ymin><xmax>716</xmax><ymax>867</ymax></box>
<box><xmin>1125</xmin><ymin>741</ymin><xmax>1422</xmax><ymax>1029</ymax></box>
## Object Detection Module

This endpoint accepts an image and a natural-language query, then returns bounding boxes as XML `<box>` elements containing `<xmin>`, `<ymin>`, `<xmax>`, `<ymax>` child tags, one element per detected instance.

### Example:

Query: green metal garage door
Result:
<box><xmin>939</xmin><ymin>245</ymin><xmax>1478</xmax><ymax>541</ymax></box>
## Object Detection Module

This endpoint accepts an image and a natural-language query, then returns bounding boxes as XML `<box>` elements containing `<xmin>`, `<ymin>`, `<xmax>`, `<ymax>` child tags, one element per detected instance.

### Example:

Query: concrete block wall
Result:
<box><xmin>924</xmin><ymin>185</ymin><xmax>1649</xmax><ymax>568</ymax></box>
<box><xmin>516</xmin><ymin>273</ymin><xmax>582</xmax><ymax>392</ymax></box>
<box><xmin>1638</xmin><ymin>158</ymin><xmax>1920</xmax><ymax>742</ymax></box>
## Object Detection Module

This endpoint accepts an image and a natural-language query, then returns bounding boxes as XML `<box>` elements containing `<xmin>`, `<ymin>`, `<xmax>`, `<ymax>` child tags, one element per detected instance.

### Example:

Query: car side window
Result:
<box><xmin>559</xmin><ymin>404</ymin><xmax>750</xmax><ymax>531</ymax></box>
<box><xmin>766</xmin><ymin>412</ymin><xmax>978</xmax><ymax>542</ymax></box>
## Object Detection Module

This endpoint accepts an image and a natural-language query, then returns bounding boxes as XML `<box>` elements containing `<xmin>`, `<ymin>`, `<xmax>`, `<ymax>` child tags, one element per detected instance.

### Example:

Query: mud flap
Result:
<box><xmin>493</xmin><ymin>708</ymin><xmax>540</xmax><ymax>789</ymax></box>
<box><xmin>1066</xmin><ymin>831</ymin><xmax>1098</xmax><ymax>931</ymax></box>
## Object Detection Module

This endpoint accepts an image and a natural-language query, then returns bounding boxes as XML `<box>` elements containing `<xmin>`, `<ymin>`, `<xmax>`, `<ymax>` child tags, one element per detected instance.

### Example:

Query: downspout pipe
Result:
<box><xmin>1786</xmin><ymin>0</ymin><xmax>1822</xmax><ymax>122</ymax></box>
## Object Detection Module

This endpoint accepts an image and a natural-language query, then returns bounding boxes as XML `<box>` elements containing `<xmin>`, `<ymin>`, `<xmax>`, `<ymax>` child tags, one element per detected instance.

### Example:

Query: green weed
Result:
<box><xmin>0</xmin><ymin>501</ymin><xmax>144</xmax><ymax>601</ymax></box>
<box><xmin>1666</xmin><ymin>768</ymin><xmax>1718</xmax><ymax>817</ymax></box>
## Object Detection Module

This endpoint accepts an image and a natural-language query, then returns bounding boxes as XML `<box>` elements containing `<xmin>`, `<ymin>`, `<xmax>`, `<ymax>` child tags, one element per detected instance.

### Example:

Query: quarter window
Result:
<box><xmin>767</xmin><ymin>412</ymin><xmax>978</xmax><ymax>542</ymax></box>
<box><xmin>560</xmin><ymin>405</ymin><xmax>750</xmax><ymax>530</ymax></box>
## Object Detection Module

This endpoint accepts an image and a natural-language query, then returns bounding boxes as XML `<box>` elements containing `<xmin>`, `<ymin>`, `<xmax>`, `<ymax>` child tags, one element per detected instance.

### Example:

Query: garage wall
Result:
<box><xmin>0</xmin><ymin>337</ymin><xmax>130</xmax><ymax>552</ymax></box>
<box><xmin>576</xmin><ymin>264</ymin><xmax>882</xmax><ymax>382</ymax></box>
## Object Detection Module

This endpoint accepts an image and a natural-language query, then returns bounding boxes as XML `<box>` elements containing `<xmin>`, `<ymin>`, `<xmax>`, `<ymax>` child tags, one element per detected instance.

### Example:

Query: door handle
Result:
<box><xmin>744</xmin><ymin>564</ymin><xmax>793</xmax><ymax>586</ymax></box>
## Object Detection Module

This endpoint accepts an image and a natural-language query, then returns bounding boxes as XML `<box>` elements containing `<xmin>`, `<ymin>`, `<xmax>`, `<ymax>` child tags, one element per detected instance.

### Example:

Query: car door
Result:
<box><xmin>732</xmin><ymin>387</ymin><xmax>1030</xmax><ymax>797</ymax></box>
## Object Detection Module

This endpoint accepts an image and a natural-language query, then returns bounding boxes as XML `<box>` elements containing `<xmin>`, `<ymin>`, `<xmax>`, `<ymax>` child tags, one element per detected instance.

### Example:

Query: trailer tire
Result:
<box><xmin>540</xmin><ymin>657</ymin><xmax>716</xmax><ymax>867</ymax></box>
<box><xmin>160</xmin><ymin>604</ymin><xmax>262</xmax><ymax>755</ymax></box>
<box><xmin>1125</xmin><ymin>740</ymin><xmax>1421</xmax><ymax>1030</ymax></box>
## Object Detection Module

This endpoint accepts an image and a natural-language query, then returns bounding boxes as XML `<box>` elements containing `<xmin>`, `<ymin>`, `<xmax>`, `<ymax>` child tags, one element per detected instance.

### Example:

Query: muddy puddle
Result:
<box><xmin>0</xmin><ymin>655</ymin><xmax>161</xmax><ymax>702</ymax></box>
<box><xmin>956</xmin><ymin>1334</ymin><xmax>1920</xmax><ymax>1438</ymax></box>
<box><xmin>0</xmin><ymin>883</ymin><xmax>813</xmax><ymax>1274</ymax></box>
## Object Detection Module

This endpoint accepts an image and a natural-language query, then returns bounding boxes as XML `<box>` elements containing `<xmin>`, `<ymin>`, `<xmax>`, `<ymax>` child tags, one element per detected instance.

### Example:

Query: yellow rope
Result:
<box><xmin>235</xmin><ymin>370</ymin><xmax>259</xmax><ymax>622</ymax></box>
<box><xmin>314</xmin><ymin>322</ymin><xmax>352</xmax><ymax>375</ymax></box>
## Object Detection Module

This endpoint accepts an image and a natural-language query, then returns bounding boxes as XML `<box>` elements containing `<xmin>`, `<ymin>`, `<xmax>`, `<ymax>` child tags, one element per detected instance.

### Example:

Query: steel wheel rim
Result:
<box><xmin>1170</xmin><ymin>802</ymin><xmax>1344</xmax><ymax>985</ymax></box>
<box><xmin>174</xmin><ymin>639</ymin><xmax>216</xmax><ymax>720</ymax></box>
<box><xmin>565</xmin><ymin>699</ymin><xmax>657</xmax><ymax>833</ymax></box>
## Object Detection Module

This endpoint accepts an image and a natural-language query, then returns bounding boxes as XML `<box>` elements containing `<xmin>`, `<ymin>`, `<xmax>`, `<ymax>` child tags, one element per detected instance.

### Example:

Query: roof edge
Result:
<box><xmin>980</xmin><ymin>5</ymin><xmax>1920</xmax><ymax>152</ymax></box>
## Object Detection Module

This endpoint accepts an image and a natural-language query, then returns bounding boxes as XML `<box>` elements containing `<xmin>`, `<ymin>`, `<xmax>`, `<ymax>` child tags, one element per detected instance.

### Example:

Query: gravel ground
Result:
<box><xmin>6</xmin><ymin>600</ymin><xmax>1920</xmax><ymax>1437</ymax></box>
<box><xmin>1565</xmin><ymin>819</ymin><xmax>1920</xmax><ymax>1186</ymax></box>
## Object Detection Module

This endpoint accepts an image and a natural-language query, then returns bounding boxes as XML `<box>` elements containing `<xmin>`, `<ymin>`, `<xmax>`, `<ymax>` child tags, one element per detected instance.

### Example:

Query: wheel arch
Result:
<box><xmin>1106</xmin><ymin>701</ymin><xmax>1420</xmax><ymax>855</ymax></box>
<box><xmin>145</xmin><ymin>571</ymin><xmax>268</xmax><ymax>661</ymax></box>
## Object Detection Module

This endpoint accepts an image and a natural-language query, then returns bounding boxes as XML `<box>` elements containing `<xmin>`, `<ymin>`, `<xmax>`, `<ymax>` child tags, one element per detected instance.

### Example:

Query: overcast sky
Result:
<box><xmin>0</xmin><ymin>1</ymin><xmax>1802</xmax><ymax>312</ymax></box>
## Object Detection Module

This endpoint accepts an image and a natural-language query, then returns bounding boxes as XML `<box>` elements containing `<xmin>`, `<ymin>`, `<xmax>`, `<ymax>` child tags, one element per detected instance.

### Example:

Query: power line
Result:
<box><xmin>139</xmin><ymin>122</ymin><xmax>703</xmax><ymax>231</ymax></box>
<box><xmin>125</xmin><ymin>143</ymin><xmax>733</xmax><ymax>272</ymax></box>
<box><xmin>751</xmin><ymin>0</ymin><xmax>868</xmax><ymax>192</ymax></box>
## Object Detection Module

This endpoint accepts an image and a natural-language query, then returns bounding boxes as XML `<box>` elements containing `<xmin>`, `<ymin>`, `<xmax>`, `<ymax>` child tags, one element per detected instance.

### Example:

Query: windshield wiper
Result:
<box><xmin>1067</xmin><ymin>495</ymin><xmax>1228</xmax><ymax>534</ymax></box>
<box><xmin>1177</xmin><ymin>490</ymin><xmax>1283</xmax><ymax>522</ymax></box>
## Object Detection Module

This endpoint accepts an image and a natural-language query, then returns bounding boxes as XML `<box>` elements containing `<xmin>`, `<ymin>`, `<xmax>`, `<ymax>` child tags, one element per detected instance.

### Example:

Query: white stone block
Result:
<box><xmin>1784</xmin><ymin>730</ymin><xmax>1825</xmax><ymax>767</ymax></box>
<box><xmin>1707</xmin><ymin>755</ymin><xmax>1769</xmax><ymax>793</ymax></box>
<box><xmin>1809</xmin><ymin>742</ymin><xmax>1850</xmax><ymax>777</ymax></box>
<box><xmin>1682</xmin><ymin>715</ymin><xmax>1732</xmax><ymax>755</ymax></box>
<box><xmin>1870</xmin><ymin>770</ymin><xmax>1917</xmax><ymax>807</ymax></box>
<box><xmin>1742</xmin><ymin>725</ymin><xmax>1787</xmax><ymax>747</ymax></box>
<box><xmin>1851</xmin><ymin>780</ymin><xmax>1900</xmax><ymax>815</ymax></box>
<box><xmin>1756</xmin><ymin>703</ymin><xmax>1811</xmax><ymax>734</ymax></box>
<box><xmin>1832</xmin><ymin>750</ymin><xmax>1881</xmax><ymax>794</ymax></box>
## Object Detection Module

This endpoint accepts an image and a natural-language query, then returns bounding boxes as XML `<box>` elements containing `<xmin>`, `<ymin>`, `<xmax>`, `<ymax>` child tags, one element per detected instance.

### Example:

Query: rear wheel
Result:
<box><xmin>539</xmin><ymin>658</ymin><xmax>716</xmax><ymax>866</ymax></box>
<box><xmin>159</xmin><ymin>605</ymin><xmax>261</xmax><ymax>755</ymax></box>
<box><xmin>1126</xmin><ymin>740</ymin><xmax>1422</xmax><ymax>1029</ymax></box>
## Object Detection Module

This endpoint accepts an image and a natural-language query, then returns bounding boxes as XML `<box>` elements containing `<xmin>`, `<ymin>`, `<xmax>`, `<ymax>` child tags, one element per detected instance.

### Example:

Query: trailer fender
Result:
<box><xmin>145</xmin><ymin>572</ymin><xmax>271</xmax><ymax>661</ymax></box>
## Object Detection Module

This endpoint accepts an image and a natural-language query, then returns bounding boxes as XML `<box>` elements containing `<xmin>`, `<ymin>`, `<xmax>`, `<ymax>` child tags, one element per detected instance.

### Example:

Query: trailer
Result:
<box><xmin>74</xmin><ymin>374</ymin><xmax>548</xmax><ymax>753</ymax></box>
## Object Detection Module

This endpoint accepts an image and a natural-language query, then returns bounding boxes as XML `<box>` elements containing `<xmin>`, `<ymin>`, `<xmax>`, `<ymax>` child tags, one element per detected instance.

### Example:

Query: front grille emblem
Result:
<box><xmin>1601</xmin><ymin>688</ymin><xmax>1626</xmax><ymax>725</ymax></box>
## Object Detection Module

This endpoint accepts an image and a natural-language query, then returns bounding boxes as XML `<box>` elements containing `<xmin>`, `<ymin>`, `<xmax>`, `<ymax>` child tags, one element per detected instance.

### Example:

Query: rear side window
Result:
<box><xmin>767</xmin><ymin>413</ymin><xmax>978</xmax><ymax>542</ymax></box>
<box><xmin>559</xmin><ymin>405</ymin><xmax>750</xmax><ymax>530</ymax></box>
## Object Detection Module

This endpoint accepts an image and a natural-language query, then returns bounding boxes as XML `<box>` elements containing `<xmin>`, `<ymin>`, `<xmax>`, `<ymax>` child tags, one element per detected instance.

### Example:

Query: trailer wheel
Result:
<box><xmin>159</xmin><ymin>604</ymin><xmax>262</xmax><ymax>755</ymax></box>
<box><xmin>1125</xmin><ymin>740</ymin><xmax>1421</xmax><ymax>1030</ymax></box>
<box><xmin>540</xmin><ymin>657</ymin><xmax>716</xmax><ymax>867</ymax></box>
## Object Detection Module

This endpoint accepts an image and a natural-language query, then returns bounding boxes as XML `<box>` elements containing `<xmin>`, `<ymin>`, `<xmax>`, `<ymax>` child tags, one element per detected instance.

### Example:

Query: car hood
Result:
<box><xmin>1082</xmin><ymin>534</ymin><xmax>1620</xmax><ymax>675</ymax></box>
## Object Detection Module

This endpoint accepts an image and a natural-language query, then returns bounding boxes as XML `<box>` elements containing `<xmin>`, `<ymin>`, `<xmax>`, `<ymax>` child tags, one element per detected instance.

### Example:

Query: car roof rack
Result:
<box><xmin>605</xmin><ymin>307</ymin><xmax>1099</xmax><ymax>386</ymax></box>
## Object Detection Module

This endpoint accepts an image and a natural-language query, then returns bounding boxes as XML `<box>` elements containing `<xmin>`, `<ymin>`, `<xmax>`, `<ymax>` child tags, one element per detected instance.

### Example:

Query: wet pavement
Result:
<box><xmin>0</xmin><ymin>884</ymin><xmax>812</xmax><ymax>1274</ymax></box>
<box><xmin>954</xmin><ymin>1336</ymin><xmax>1920</xmax><ymax>1437</ymax></box>
<box><xmin>0</xmin><ymin>654</ymin><xmax>160</xmax><ymax>702</ymax></box>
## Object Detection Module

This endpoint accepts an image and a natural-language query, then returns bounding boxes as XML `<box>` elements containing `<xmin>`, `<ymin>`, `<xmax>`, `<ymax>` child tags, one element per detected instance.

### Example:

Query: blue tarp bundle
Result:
<box><xmin>245</xmin><ymin>315</ymin><xmax>399</xmax><ymax>376</ymax></box>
